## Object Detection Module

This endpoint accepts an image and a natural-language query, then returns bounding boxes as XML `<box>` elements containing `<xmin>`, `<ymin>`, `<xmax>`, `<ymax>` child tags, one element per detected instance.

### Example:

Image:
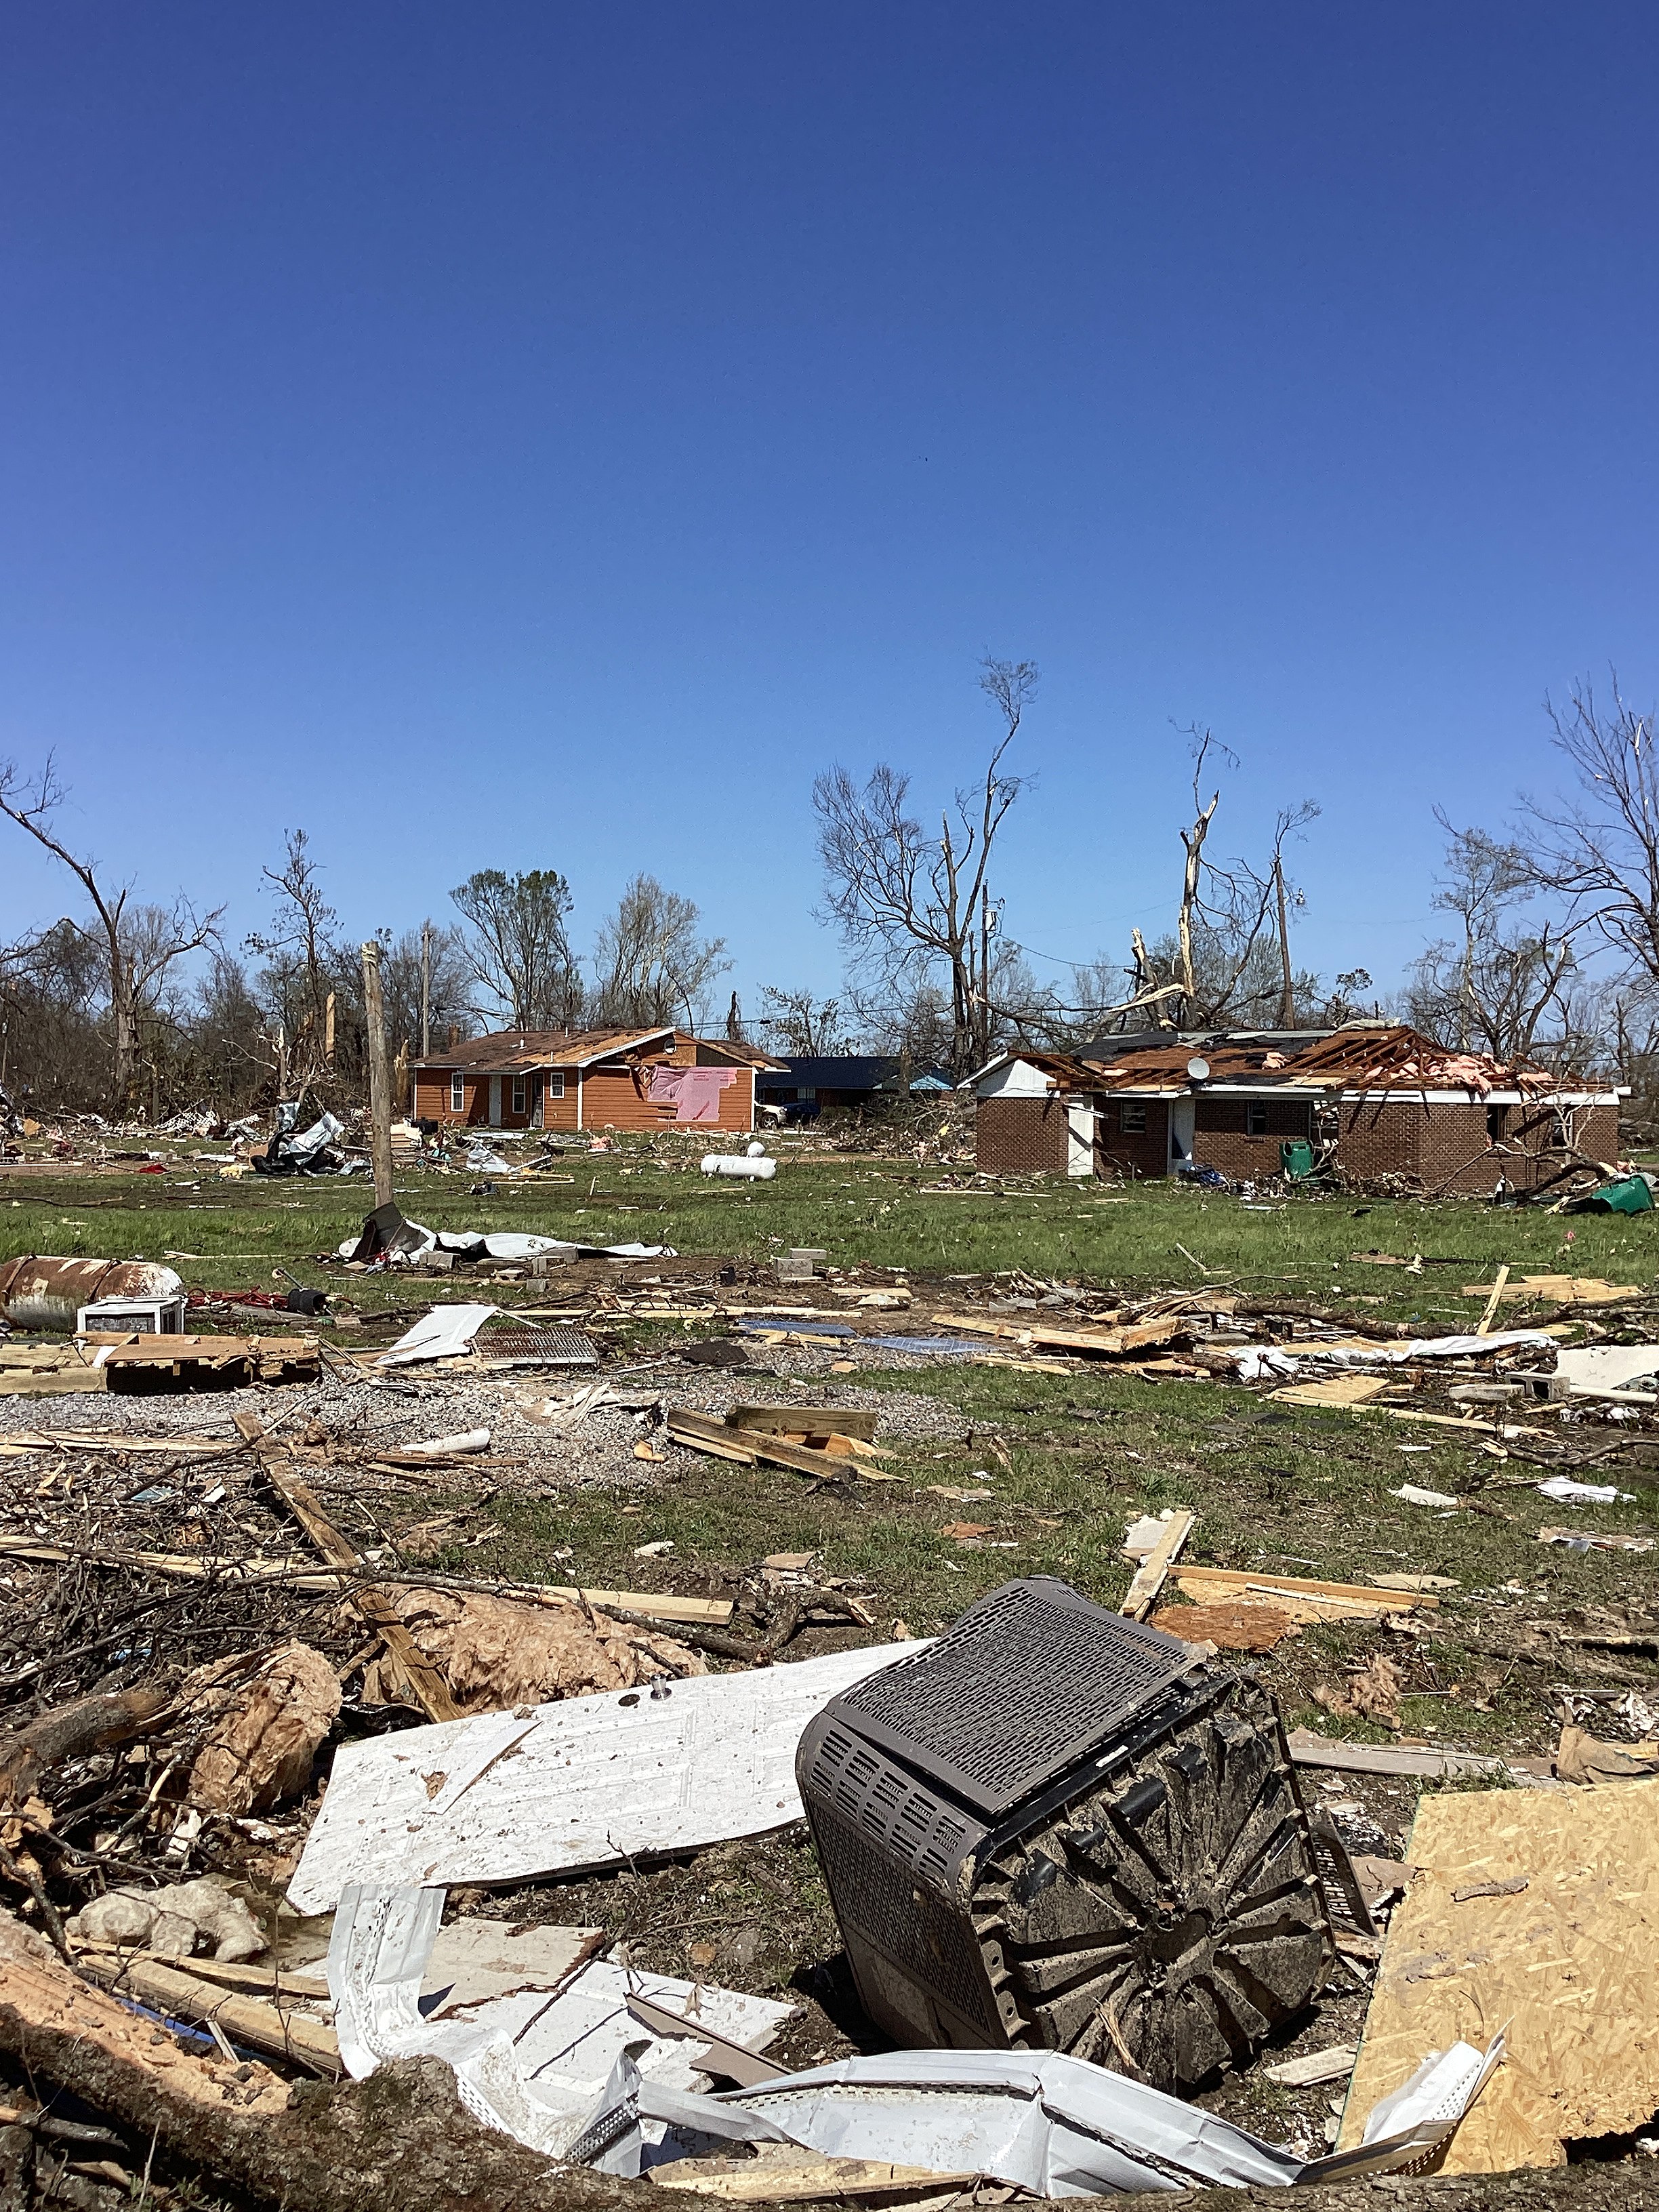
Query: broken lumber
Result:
<box><xmin>929</xmin><ymin>1311</ymin><xmax>1181</xmax><ymax>1356</ymax></box>
<box><xmin>726</xmin><ymin>1404</ymin><xmax>880</xmax><ymax>1441</ymax></box>
<box><xmin>0</xmin><ymin>1918</ymin><xmax>602</xmax><ymax>2212</ymax></box>
<box><xmin>72</xmin><ymin>1946</ymin><xmax>341</xmax><ymax>2075</ymax></box>
<box><xmin>234</xmin><ymin>1412</ymin><xmax>461</xmax><ymax>1724</ymax></box>
<box><xmin>1286</xmin><ymin>1727</ymin><xmax>1504</xmax><ymax>1780</ymax></box>
<box><xmin>1175</xmin><ymin>1565</ymin><xmax>1439</xmax><ymax>1611</ymax></box>
<box><xmin>667</xmin><ymin>1407</ymin><xmax>882</xmax><ymax>1482</ymax></box>
<box><xmin>1119</xmin><ymin>1509</ymin><xmax>1195</xmax><ymax>1620</ymax></box>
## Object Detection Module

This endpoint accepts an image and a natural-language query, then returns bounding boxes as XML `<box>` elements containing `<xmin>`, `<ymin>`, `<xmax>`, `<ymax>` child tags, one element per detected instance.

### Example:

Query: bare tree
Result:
<box><xmin>0</xmin><ymin>756</ymin><xmax>222</xmax><ymax>1107</ymax></box>
<box><xmin>1406</xmin><ymin>815</ymin><xmax>1578</xmax><ymax>1061</ymax></box>
<box><xmin>756</xmin><ymin>987</ymin><xmax>857</xmax><ymax>1058</ymax></box>
<box><xmin>1155</xmin><ymin>730</ymin><xmax>1319</xmax><ymax>1027</ymax></box>
<box><xmin>246</xmin><ymin>831</ymin><xmax>348</xmax><ymax>1092</ymax></box>
<box><xmin>591</xmin><ymin>875</ymin><xmax>729</xmax><ymax>1031</ymax></box>
<box><xmin>1521</xmin><ymin>674</ymin><xmax>1659</xmax><ymax>991</ymax></box>
<box><xmin>814</xmin><ymin>657</ymin><xmax>1037</xmax><ymax>1079</ymax></box>
<box><xmin>450</xmin><ymin>868</ymin><xmax>581</xmax><ymax>1031</ymax></box>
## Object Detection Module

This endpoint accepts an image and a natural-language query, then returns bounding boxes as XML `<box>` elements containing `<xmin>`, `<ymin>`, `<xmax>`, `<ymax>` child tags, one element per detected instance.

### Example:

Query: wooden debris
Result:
<box><xmin>1553</xmin><ymin>1723</ymin><xmax>1659</xmax><ymax>1785</ymax></box>
<box><xmin>1170</xmin><ymin>1564</ymin><xmax>1436</xmax><ymax>1624</ymax></box>
<box><xmin>1269</xmin><ymin>1373</ymin><xmax>1391</xmax><ymax>1408</ymax></box>
<box><xmin>234</xmin><ymin>1411</ymin><xmax>461</xmax><ymax>1724</ymax></box>
<box><xmin>1474</xmin><ymin>1265</ymin><xmax>1511</xmax><ymax>1336</ymax></box>
<box><xmin>1460</xmin><ymin>1273</ymin><xmax>1639</xmax><ymax>1305</ymax></box>
<box><xmin>648</xmin><ymin>2154</ymin><xmax>977</xmax><ymax>2200</ymax></box>
<box><xmin>727</xmin><ymin>1404</ymin><xmax>880</xmax><ymax>1441</ymax></box>
<box><xmin>929</xmin><ymin>1311</ymin><xmax>1183</xmax><ymax>1357</ymax></box>
<box><xmin>1119</xmin><ymin>1508</ymin><xmax>1195</xmax><ymax>1620</ymax></box>
<box><xmin>1339</xmin><ymin>1783</ymin><xmax>1659</xmax><ymax>2173</ymax></box>
<box><xmin>1286</xmin><ymin>1727</ymin><xmax>1505</xmax><ymax>1781</ymax></box>
<box><xmin>667</xmin><ymin>1406</ymin><xmax>889</xmax><ymax>1482</ymax></box>
<box><xmin>1150</xmin><ymin>1598</ymin><xmax>1296</xmax><ymax>1650</ymax></box>
<box><xmin>1263</xmin><ymin>2043</ymin><xmax>1357</xmax><ymax>2088</ymax></box>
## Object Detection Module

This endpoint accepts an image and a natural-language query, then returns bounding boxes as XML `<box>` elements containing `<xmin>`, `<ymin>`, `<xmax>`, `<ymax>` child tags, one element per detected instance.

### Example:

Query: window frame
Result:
<box><xmin>449</xmin><ymin>1072</ymin><xmax>465</xmax><ymax>1113</ymax></box>
<box><xmin>511</xmin><ymin>1073</ymin><xmax>527</xmax><ymax>1116</ymax></box>
<box><xmin>1246</xmin><ymin>1102</ymin><xmax>1270</xmax><ymax>1137</ymax></box>
<box><xmin>1118</xmin><ymin>1100</ymin><xmax>1147</xmax><ymax>1134</ymax></box>
<box><xmin>546</xmin><ymin>1070</ymin><xmax>566</xmax><ymax>1099</ymax></box>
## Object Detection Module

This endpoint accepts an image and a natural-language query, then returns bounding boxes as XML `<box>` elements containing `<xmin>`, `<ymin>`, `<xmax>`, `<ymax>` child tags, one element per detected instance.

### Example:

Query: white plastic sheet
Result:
<box><xmin>375</xmin><ymin>1303</ymin><xmax>497</xmax><ymax>1366</ymax></box>
<box><xmin>1232</xmin><ymin>1330</ymin><xmax>1554</xmax><ymax>1382</ymax></box>
<box><xmin>288</xmin><ymin>1639</ymin><xmax>922</xmax><ymax>1914</ymax></box>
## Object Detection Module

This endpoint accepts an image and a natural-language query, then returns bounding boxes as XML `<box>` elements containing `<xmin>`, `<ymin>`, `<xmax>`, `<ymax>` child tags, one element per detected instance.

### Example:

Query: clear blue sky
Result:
<box><xmin>3</xmin><ymin>3</ymin><xmax>1656</xmax><ymax>1017</ymax></box>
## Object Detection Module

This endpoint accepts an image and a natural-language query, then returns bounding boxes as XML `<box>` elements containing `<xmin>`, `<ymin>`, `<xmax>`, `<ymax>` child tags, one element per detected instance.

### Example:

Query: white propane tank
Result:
<box><xmin>701</xmin><ymin>1153</ymin><xmax>777</xmax><ymax>1179</ymax></box>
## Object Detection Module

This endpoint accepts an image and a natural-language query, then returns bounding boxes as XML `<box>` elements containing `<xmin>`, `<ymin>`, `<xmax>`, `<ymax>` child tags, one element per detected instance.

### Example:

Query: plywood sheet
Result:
<box><xmin>1338</xmin><ymin>1784</ymin><xmax>1659</xmax><ymax>2173</ymax></box>
<box><xmin>1269</xmin><ymin>1374</ymin><xmax>1392</xmax><ymax>1408</ymax></box>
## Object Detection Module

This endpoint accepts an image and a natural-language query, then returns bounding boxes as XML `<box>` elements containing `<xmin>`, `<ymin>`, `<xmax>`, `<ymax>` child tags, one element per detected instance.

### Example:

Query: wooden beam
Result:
<box><xmin>1120</xmin><ymin>1509</ymin><xmax>1195</xmax><ymax>1620</ymax></box>
<box><xmin>234</xmin><ymin>1411</ymin><xmax>460</xmax><ymax>1723</ymax></box>
<box><xmin>1474</xmin><ymin>1264</ymin><xmax>1511</xmax><ymax>1336</ymax></box>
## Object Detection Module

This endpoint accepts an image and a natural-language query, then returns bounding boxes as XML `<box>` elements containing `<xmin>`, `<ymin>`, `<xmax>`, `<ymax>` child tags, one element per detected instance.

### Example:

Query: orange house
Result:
<box><xmin>411</xmin><ymin>1028</ymin><xmax>783</xmax><ymax>1137</ymax></box>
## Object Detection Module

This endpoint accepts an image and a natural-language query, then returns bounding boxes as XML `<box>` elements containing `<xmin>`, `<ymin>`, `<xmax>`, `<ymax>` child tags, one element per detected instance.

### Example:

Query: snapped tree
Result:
<box><xmin>0</xmin><ymin>756</ymin><xmax>222</xmax><ymax>1109</ymax></box>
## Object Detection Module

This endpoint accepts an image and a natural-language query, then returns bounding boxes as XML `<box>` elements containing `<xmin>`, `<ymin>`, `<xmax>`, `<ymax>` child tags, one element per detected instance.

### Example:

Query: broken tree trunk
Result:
<box><xmin>0</xmin><ymin>1685</ymin><xmax>170</xmax><ymax>1811</ymax></box>
<box><xmin>0</xmin><ymin>1917</ymin><xmax>651</xmax><ymax>2211</ymax></box>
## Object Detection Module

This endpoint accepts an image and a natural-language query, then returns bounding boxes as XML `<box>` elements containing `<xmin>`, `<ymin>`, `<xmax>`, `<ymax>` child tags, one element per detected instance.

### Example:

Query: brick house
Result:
<box><xmin>411</xmin><ymin>1027</ymin><xmax>783</xmax><ymax>1137</ymax></box>
<box><xmin>970</xmin><ymin>1025</ymin><xmax>1624</xmax><ymax>1193</ymax></box>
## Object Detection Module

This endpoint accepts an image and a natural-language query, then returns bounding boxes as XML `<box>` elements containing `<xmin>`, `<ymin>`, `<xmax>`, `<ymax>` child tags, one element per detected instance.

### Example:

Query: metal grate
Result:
<box><xmin>830</xmin><ymin>1578</ymin><xmax>1195</xmax><ymax>1816</ymax></box>
<box><xmin>474</xmin><ymin>1324</ymin><xmax>598</xmax><ymax>1368</ymax></box>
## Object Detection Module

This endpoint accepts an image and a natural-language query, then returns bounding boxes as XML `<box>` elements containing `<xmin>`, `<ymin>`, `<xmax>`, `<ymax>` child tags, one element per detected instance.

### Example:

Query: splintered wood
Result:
<box><xmin>1338</xmin><ymin>1784</ymin><xmax>1659</xmax><ymax>2173</ymax></box>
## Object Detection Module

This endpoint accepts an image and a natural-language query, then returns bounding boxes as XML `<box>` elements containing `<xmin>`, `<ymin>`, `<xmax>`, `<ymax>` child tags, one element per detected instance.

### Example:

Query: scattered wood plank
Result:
<box><xmin>72</xmin><ymin>1948</ymin><xmax>340</xmax><ymax>2076</ymax></box>
<box><xmin>1263</xmin><ymin>2044</ymin><xmax>1357</xmax><ymax>2088</ymax></box>
<box><xmin>930</xmin><ymin>1311</ymin><xmax>1183</xmax><ymax>1356</ymax></box>
<box><xmin>1286</xmin><ymin>1727</ymin><xmax>1504</xmax><ymax>1780</ymax></box>
<box><xmin>1120</xmin><ymin>1509</ymin><xmax>1195</xmax><ymax>1620</ymax></box>
<box><xmin>1460</xmin><ymin>1273</ymin><xmax>1639</xmax><ymax>1305</ymax></box>
<box><xmin>726</xmin><ymin>1404</ymin><xmax>880</xmax><ymax>1441</ymax></box>
<box><xmin>1269</xmin><ymin>1373</ymin><xmax>1391</xmax><ymax>1409</ymax></box>
<box><xmin>1474</xmin><ymin>1265</ymin><xmax>1511</xmax><ymax>1336</ymax></box>
<box><xmin>234</xmin><ymin>1411</ymin><xmax>460</xmax><ymax>1724</ymax></box>
<box><xmin>83</xmin><ymin>1332</ymin><xmax>320</xmax><ymax>1383</ymax></box>
<box><xmin>666</xmin><ymin>1407</ymin><xmax>884</xmax><ymax>1482</ymax></box>
<box><xmin>1175</xmin><ymin>1565</ymin><xmax>1439</xmax><ymax>1610</ymax></box>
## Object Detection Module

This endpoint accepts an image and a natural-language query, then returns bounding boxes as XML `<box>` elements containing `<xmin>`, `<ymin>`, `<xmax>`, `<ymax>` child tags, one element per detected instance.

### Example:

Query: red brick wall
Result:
<box><xmin>1189</xmin><ymin>1095</ymin><xmax>1315</xmax><ymax>1180</ymax></box>
<box><xmin>1096</xmin><ymin>1099</ymin><xmax>1170</xmax><ymax>1181</ymax></box>
<box><xmin>977</xmin><ymin>1096</ymin><xmax>1069</xmax><ymax>1174</ymax></box>
<box><xmin>1324</xmin><ymin>1096</ymin><xmax>1620</xmax><ymax>1193</ymax></box>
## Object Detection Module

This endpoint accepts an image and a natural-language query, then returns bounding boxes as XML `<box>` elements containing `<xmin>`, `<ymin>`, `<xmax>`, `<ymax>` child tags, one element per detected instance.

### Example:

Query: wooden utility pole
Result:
<box><xmin>360</xmin><ymin>940</ymin><xmax>394</xmax><ymax>1206</ymax></box>
<box><xmin>1273</xmin><ymin>857</ymin><xmax>1296</xmax><ymax>1029</ymax></box>
<box><xmin>419</xmin><ymin>920</ymin><xmax>432</xmax><ymax>1060</ymax></box>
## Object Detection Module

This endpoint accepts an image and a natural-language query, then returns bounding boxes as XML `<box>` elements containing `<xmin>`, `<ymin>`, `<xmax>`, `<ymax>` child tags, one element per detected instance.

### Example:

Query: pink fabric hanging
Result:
<box><xmin>647</xmin><ymin>1066</ymin><xmax>738</xmax><ymax>1122</ymax></box>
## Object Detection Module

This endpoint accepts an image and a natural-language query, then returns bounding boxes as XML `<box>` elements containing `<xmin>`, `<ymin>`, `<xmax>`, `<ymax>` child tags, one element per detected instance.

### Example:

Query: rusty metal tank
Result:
<box><xmin>0</xmin><ymin>1256</ymin><xmax>186</xmax><ymax>1332</ymax></box>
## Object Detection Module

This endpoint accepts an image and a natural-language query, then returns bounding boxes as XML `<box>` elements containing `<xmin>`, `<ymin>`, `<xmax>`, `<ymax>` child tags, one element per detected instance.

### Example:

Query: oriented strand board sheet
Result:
<box><xmin>1269</xmin><ymin>1373</ymin><xmax>1391</xmax><ymax>1408</ymax></box>
<box><xmin>289</xmin><ymin>1639</ymin><xmax>920</xmax><ymax>1914</ymax></box>
<box><xmin>1338</xmin><ymin>1783</ymin><xmax>1659</xmax><ymax>2173</ymax></box>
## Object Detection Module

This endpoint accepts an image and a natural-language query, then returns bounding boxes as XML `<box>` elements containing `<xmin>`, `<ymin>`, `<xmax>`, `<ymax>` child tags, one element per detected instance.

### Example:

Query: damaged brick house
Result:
<box><xmin>969</xmin><ymin>1024</ymin><xmax>1624</xmax><ymax>1194</ymax></box>
<box><xmin>411</xmin><ymin>1027</ymin><xmax>784</xmax><ymax>1136</ymax></box>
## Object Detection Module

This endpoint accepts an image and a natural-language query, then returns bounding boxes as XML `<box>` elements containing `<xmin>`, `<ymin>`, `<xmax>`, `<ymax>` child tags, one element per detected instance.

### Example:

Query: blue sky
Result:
<box><xmin>3</xmin><ymin>3</ymin><xmax>1657</xmax><ymax>1019</ymax></box>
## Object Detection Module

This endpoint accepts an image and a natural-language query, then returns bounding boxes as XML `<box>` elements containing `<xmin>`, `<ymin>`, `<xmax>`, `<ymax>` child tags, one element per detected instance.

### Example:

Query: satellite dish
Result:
<box><xmin>1186</xmin><ymin>1056</ymin><xmax>1210</xmax><ymax>1083</ymax></box>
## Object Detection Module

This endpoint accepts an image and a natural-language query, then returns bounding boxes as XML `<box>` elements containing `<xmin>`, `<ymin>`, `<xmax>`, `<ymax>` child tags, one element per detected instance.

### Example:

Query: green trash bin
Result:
<box><xmin>1280</xmin><ymin>1139</ymin><xmax>1316</xmax><ymax>1181</ymax></box>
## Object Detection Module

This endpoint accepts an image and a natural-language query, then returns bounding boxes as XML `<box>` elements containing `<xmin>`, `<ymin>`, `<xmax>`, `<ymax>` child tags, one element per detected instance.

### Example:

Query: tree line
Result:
<box><xmin>4</xmin><ymin>665</ymin><xmax>1659</xmax><ymax>1115</ymax></box>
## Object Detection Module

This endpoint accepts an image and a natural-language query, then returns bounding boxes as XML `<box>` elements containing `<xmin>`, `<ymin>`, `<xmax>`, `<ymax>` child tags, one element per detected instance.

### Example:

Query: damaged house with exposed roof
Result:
<box><xmin>968</xmin><ymin>1023</ymin><xmax>1625</xmax><ymax>1195</ymax></box>
<box><xmin>411</xmin><ymin>1027</ymin><xmax>784</xmax><ymax>1135</ymax></box>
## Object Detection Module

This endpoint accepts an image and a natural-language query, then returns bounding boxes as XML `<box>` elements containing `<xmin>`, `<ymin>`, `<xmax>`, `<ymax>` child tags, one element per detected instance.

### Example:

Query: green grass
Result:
<box><xmin>5</xmin><ymin>1139</ymin><xmax>1657</xmax><ymax>1771</ymax></box>
<box><xmin>5</xmin><ymin>1131</ymin><xmax>1656</xmax><ymax>1326</ymax></box>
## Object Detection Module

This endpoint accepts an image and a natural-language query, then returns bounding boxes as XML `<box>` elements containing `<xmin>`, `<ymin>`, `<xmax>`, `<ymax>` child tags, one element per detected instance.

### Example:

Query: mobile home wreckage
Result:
<box><xmin>970</xmin><ymin>1023</ymin><xmax>1624</xmax><ymax>1195</ymax></box>
<box><xmin>412</xmin><ymin>1027</ymin><xmax>783</xmax><ymax>1136</ymax></box>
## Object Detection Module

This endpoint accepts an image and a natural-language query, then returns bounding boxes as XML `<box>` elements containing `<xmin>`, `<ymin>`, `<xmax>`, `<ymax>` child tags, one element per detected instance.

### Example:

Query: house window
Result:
<box><xmin>1246</xmin><ymin>1103</ymin><xmax>1269</xmax><ymax>1137</ymax></box>
<box><xmin>1487</xmin><ymin>1104</ymin><xmax>1507</xmax><ymax>1141</ymax></box>
<box><xmin>449</xmin><ymin>1073</ymin><xmax>465</xmax><ymax>1113</ymax></box>
<box><xmin>1119</xmin><ymin>1101</ymin><xmax>1147</xmax><ymax>1133</ymax></box>
<box><xmin>511</xmin><ymin>1074</ymin><xmax>527</xmax><ymax>1115</ymax></box>
<box><xmin>546</xmin><ymin>1071</ymin><xmax>566</xmax><ymax>1098</ymax></box>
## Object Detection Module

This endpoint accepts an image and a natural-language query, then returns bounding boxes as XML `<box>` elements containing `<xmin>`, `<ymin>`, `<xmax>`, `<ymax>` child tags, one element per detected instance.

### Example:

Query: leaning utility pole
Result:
<box><xmin>419</xmin><ymin>920</ymin><xmax>432</xmax><ymax>1061</ymax></box>
<box><xmin>1273</xmin><ymin>857</ymin><xmax>1296</xmax><ymax>1028</ymax></box>
<box><xmin>361</xmin><ymin>940</ymin><xmax>394</xmax><ymax>1207</ymax></box>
